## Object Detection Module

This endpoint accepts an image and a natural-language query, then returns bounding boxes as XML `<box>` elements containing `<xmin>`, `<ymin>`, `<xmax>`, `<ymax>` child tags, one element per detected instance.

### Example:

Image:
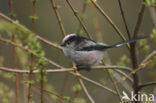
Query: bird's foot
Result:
<box><xmin>76</xmin><ymin>65</ymin><xmax>91</xmax><ymax>71</ymax></box>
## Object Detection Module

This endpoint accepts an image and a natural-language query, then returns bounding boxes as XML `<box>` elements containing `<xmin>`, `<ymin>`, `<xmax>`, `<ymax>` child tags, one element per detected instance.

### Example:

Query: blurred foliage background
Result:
<box><xmin>0</xmin><ymin>0</ymin><xmax>156</xmax><ymax>103</ymax></box>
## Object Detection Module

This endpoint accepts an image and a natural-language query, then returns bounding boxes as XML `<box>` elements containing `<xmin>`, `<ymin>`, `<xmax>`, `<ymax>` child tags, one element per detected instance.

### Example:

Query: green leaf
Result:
<box><xmin>73</xmin><ymin>98</ymin><xmax>86</xmax><ymax>103</ymax></box>
<box><xmin>84</xmin><ymin>0</ymin><xmax>91</xmax><ymax>4</ymax></box>
<box><xmin>63</xmin><ymin>96</ymin><xmax>71</xmax><ymax>101</ymax></box>
<box><xmin>144</xmin><ymin>0</ymin><xmax>156</xmax><ymax>6</ymax></box>
<box><xmin>72</xmin><ymin>84</ymin><xmax>82</xmax><ymax>92</ymax></box>
<box><xmin>29</xmin><ymin>15</ymin><xmax>38</xmax><ymax>20</ymax></box>
<box><xmin>150</xmin><ymin>29</ymin><xmax>156</xmax><ymax>39</ymax></box>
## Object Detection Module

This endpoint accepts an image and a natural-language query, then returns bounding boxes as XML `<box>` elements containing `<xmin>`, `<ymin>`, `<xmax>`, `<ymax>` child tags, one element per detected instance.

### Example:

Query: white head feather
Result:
<box><xmin>62</xmin><ymin>33</ymin><xmax>77</xmax><ymax>44</ymax></box>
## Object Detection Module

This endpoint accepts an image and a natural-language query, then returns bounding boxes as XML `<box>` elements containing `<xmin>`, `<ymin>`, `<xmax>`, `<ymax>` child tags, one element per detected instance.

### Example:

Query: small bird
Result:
<box><xmin>61</xmin><ymin>33</ymin><xmax>148</xmax><ymax>70</ymax></box>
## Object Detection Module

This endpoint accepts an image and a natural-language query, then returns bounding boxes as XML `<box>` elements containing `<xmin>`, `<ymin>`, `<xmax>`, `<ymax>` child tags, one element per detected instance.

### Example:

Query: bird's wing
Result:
<box><xmin>76</xmin><ymin>42</ymin><xmax>110</xmax><ymax>51</ymax></box>
<box><xmin>75</xmin><ymin>39</ymin><xmax>97</xmax><ymax>50</ymax></box>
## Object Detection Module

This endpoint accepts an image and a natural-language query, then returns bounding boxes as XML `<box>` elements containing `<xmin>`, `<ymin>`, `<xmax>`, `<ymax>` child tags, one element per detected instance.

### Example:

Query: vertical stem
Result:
<box><xmin>56</xmin><ymin>73</ymin><xmax>69</xmax><ymax>103</ymax></box>
<box><xmin>117</xmin><ymin>0</ymin><xmax>131</xmax><ymax>39</ymax></box>
<box><xmin>8</xmin><ymin>0</ymin><xmax>19</xmax><ymax>103</ymax></box>
<box><xmin>130</xmin><ymin>1</ymin><xmax>145</xmax><ymax>103</ymax></box>
<box><xmin>28</xmin><ymin>0</ymin><xmax>37</xmax><ymax>103</ymax></box>
<box><xmin>40</xmin><ymin>69</ymin><xmax>44</xmax><ymax>103</ymax></box>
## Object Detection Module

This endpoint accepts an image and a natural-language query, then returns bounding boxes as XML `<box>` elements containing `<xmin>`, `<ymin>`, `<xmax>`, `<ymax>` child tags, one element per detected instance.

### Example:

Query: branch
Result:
<box><xmin>0</xmin><ymin>12</ymin><xmax>61</xmax><ymax>50</ymax></box>
<box><xmin>49</xmin><ymin>0</ymin><xmax>66</xmax><ymax>36</ymax></box>
<box><xmin>138</xmin><ymin>82</ymin><xmax>156</xmax><ymax>89</ymax></box>
<box><xmin>90</xmin><ymin>0</ymin><xmax>129</xmax><ymax>48</ymax></box>
<box><xmin>77</xmin><ymin>77</ymin><xmax>95</xmax><ymax>103</ymax></box>
<box><xmin>36</xmin><ymin>35</ymin><xmax>61</xmax><ymax>50</ymax></box>
<box><xmin>130</xmin><ymin>1</ymin><xmax>146</xmax><ymax>101</ymax></box>
<box><xmin>0</xmin><ymin>66</ymin><xmax>73</xmax><ymax>73</ymax></box>
<box><xmin>28</xmin><ymin>0</ymin><xmax>38</xmax><ymax>102</ymax></box>
<box><xmin>140</xmin><ymin>50</ymin><xmax>156</xmax><ymax>65</ymax></box>
<box><xmin>115</xmin><ymin>59</ymin><xmax>152</xmax><ymax>85</ymax></box>
<box><xmin>0</xmin><ymin>37</ymin><xmax>62</xmax><ymax>68</ymax></box>
<box><xmin>66</xmin><ymin>0</ymin><xmax>92</xmax><ymax>39</ymax></box>
<box><xmin>0</xmin><ymin>66</ymin><xmax>117</xmax><ymax>95</ymax></box>
<box><xmin>105</xmin><ymin>69</ymin><xmax>122</xmax><ymax>101</ymax></box>
<box><xmin>114</xmin><ymin>69</ymin><xmax>133</xmax><ymax>82</ymax></box>
<box><xmin>149</xmin><ymin>7</ymin><xmax>156</xmax><ymax>27</ymax></box>
<box><xmin>117</xmin><ymin>0</ymin><xmax>131</xmax><ymax>39</ymax></box>
<box><xmin>31</xmin><ymin>84</ymin><xmax>72</xmax><ymax>102</ymax></box>
<box><xmin>133</xmin><ymin>0</ymin><xmax>146</xmax><ymax>38</ymax></box>
<box><xmin>0</xmin><ymin>65</ymin><xmax>132</xmax><ymax>73</ymax></box>
<box><xmin>8</xmin><ymin>0</ymin><xmax>19</xmax><ymax>103</ymax></box>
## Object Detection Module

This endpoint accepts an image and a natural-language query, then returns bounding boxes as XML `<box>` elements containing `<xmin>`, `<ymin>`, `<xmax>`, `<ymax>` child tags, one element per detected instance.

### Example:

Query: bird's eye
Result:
<box><xmin>66</xmin><ymin>41</ymin><xmax>71</xmax><ymax>45</ymax></box>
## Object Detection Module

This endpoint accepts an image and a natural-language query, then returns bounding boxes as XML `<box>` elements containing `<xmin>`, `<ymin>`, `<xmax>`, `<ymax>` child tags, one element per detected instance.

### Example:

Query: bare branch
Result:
<box><xmin>138</xmin><ymin>82</ymin><xmax>156</xmax><ymax>89</ymax></box>
<box><xmin>0</xmin><ymin>12</ymin><xmax>62</xmax><ymax>50</ymax></box>
<box><xmin>106</xmin><ymin>69</ymin><xmax>122</xmax><ymax>101</ymax></box>
<box><xmin>0</xmin><ymin>65</ymin><xmax>132</xmax><ymax>74</ymax></box>
<box><xmin>115</xmin><ymin>60</ymin><xmax>152</xmax><ymax>85</ymax></box>
<box><xmin>66</xmin><ymin>0</ymin><xmax>92</xmax><ymax>39</ymax></box>
<box><xmin>77</xmin><ymin>77</ymin><xmax>95</xmax><ymax>103</ymax></box>
<box><xmin>140</xmin><ymin>50</ymin><xmax>156</xmax><ymax>65</ymax></box>
<box><xmin>90</xmin><ymin>0</ymin><xmax>129</xmax><ymax>48</ymax></box>
<box><xmin>49</xmin><ymin>0</ymin><xmax>66</xmax><ymax>36</ymax></box>
<box><xmin>149</xmin><ymin>7</ymin><xmax>156</xmax><ymax>27</ymax></box>
<box><xmin>117</xmin><ymin>0</ymin><xmax>131</xmax><ymax>39</ymax></box>
<box><xmin>0</xmin><ymin>66</ymin><xmax>117</xmax><ymax>95</ymax></box>
<box><xmin>133</xmin><ymin>0</ymin><xmax>146</xmax><ymax>38</ymax></box>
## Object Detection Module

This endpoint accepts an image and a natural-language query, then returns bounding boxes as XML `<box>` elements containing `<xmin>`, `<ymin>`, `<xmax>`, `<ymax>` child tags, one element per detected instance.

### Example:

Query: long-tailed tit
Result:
<box><xmin>61</xmin><ymin>33</ymin><xmax>148</xmax><ymax>70</ymax></box>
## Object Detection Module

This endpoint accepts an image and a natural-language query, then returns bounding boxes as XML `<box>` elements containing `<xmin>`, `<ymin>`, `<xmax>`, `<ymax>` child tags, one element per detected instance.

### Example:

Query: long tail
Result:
<box><xmin>108</xmin><ymin>35</ymin><xmax>149</xmax><ymax>48</ymax></box>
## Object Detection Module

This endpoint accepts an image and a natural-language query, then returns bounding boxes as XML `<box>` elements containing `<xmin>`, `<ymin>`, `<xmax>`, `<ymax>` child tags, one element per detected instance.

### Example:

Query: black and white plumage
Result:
<box><xmin>61</xmin><ymin>33</ymin><xmax>148</xmax><ymax>70</ymax></box>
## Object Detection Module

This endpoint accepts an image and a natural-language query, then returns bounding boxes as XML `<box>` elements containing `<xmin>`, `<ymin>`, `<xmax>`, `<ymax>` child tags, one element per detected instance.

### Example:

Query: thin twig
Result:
<box><xmin>133</xmin><ymin>0</ymin><xmax>146</xmax><ymax>38</ymax></box>
<box><xmin>0</xmin><ymin>65</ymin><xmax>132</xmax><ymax>73</ymax></box>
<box><xmin>8</xmin><ymin>0</ymin><xmax>19</xmax><ymax>103</ymax></box>
<box><xmin>49</xmin><ymin>0</ymin><xmax>66</xmax><ymax>36</ymax></box>
<box><xmin>49</xmin><ymin>1</ymin><xmax>68</xmax><ymax>100</ymax></box>
<box><xmin>77</xmin><ymin>76</ymin><xmax>95</xmax><ymax>103</ymax></box>
<box><xmin>130</xmin><ymin>1</ymin><xmax>146</xmax><ymax>102</ymax></box>
<box><xmin>149</xmin><ymin>7</ymin><xmax>156</xmax><ymax>27</ymax></box>
<box><xmin>28</xmin><ymin>0</ymin><xmax>37</xmax><ymax>102</ymax></box>
<box><xmin>90</xmin><ymin>0</ymin><xmax>129</xmax><ymax>48</ymax></box>
<box><xmin>115</xmin><ymin>60</ymin><xmax>152</xmax><ymax>85</ymax></box>
<box><xmin>0</xmin><ymin>12</ymin><xmax>61</xmax><ymax>50</ymax></box>
<box><xmin>102</xmin><ymin>58</ymin><xmax>122</xmax><ymax>101</ymax></box>
<box><xmin>31</xmin><ymin>84</ymin><xmax>73</xmax><ymax>102</ymax></box>
<box><xmin>114</xmin><ymin>69</ymin><xmax>133</xmax><ymax>82</ymax></box>
<box><xmin>0</xmin><ymin>66</ymin><xmax>116</xmax><ymax>95</ymax></box>
<box><xmin>0</xmin><ymin>66</ymin><xmax>73</xmax><ymax>73</ymax></box>
<box><xmin>138</xmin><ymin>82</ymin><xmax>156</xmax><ymax>90</ymax></box>
<box><xmin>92</xmin><ymin>65</ymin><xmax>132</xmax><ymax>72</ymax></box>
<box><xmin>76</xmin><ymin>1</ymin><xmax>88</xmax><ymax>34</ymax></box>
<box><xmin>36</xmin><ymin>35</ymin><xmax>61</xmax><ymax>50</ymax></box>
<box><xmin>151</xmin><ymin>4</ymin><xmax>156</xmax><ymax>8</ymax></box>
<box><xmin>140</xmin><ymin>50</ymin><xmax>156</xmax><ymax>65</ymax></box>
<box><xmin>117</xmin><ymin>0</ymin><xmax>131</xmax><ymax>39</ymax></box>
<box><xmin>56</xmin><ymin>73</ymin><xmax>69</xmax><ymax>103</ymax></box>
<box><xmin>72</xmin><ymin>63</ymin><xmax>95</xmax><ymax>103</ymax></box>
<box><xmin>66</xmin><ymin>0</ymin><xmax>92</xmax><ymax>39</ymax></box>
<box><xmin>105</xmin><ymin>69</ymin><xmax>122</xmax><ymax>101</ymax></box>
<box><xmin>0</xmin><ymin>36</ymin><xmax>62</xmax><ymax>68</ymax></box>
